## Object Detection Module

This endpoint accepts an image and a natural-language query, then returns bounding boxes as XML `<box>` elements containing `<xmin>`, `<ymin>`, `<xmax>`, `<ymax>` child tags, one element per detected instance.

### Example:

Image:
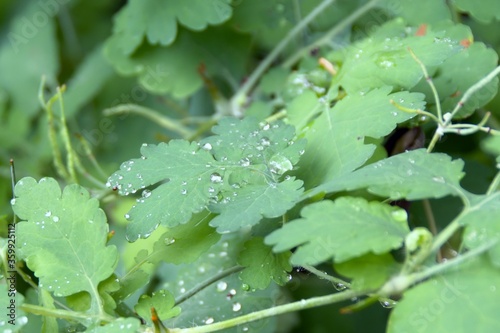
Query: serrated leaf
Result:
<box><xmin>135</xmin><ymin>290</ymin><xmax>181</xmax><ymax>326</ymax></box>
<box><xmin>334</xmin><ymin>20</ymin><xmax>461</xmax><ymax>94</ymax></box>
<box><xmin>238</xmin><ymin>237</ymin><xmax>292</xmax><ymax>290</ymax></box>
<box><xmin>164</xmin><ymin>235</ymin><xmax>280</xmax><ymax>332</ymax></box>
<box><xmin>387</xmin><ymin>256</ymin><xmax>500</xmax><ymax>333</ymax></box>
<box><xmin>89</xmin><ymin>318</ymin><xmax>141</xmax><ymax>333</ymax></box>
<box><xmin>12</xmin><ymin>177</ymin><xmax>118</xmax><ymax>314</ymax></box>
<box><xmin>432</xmin><ymin>42</ymin><xmax>498</xmax><ymax>118</ymax></box>
<box><xmin>460</xmin><ymin>192</ymin><xmax>500</xmax><ymax>266</ymax></box>
<box><xmin>110</xmin><ymin>0</ymin><xmax>232</xmax><ymax>54</ymax></box>
<box><xmin>297</xmin><ymin>86</ymin><xmax>426</xmax><ymax>188</ymax></box>
<box><xmin>453</xmin><ymin>0</ymin><xmax>500</xmax><ymax>23</ymax></box>
<box><xmin>265</xmin><ymin>197</ymin><xmax>410</xmax><ymax>266</ymax></box>
<box><xmin>104</xmin><ymin>27</ymin><xmax>250</xmax><ymax>98</ymax></box>
<box><xmin>308</xmin><ymin>149</ymin><xmax>465</xmax><ymax>200</ymax></box>
<box><xmin>108</xmin><ymin>117</ymin><xmax>305</xmax><ymax>240</ymax></box>
<box><xmin>335</xmin><ymin>253</ymin><xmax>401</xmax><ymax>291</ymax></box>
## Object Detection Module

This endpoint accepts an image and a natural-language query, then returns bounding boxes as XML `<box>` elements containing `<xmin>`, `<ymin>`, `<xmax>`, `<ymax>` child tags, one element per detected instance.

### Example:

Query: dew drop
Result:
<box><xmin>52</xmin><ymin>216</ymin><xmax>59</xmax><ymax>222</ymax></box>
<box><xmin>10</xmin><ymin>198</ymin><xmax>16</xmax><ymax>205</ymax></box>
<box><xmin>379</xmin><ymin>298</ymin><xmax>397</xmax><ymax>308</ymax></box>
<box><xmin>202</xmin><ymin>143</ymin><xmax>213</xmax><ymax>151</ymax></box>
<box><xmin>165</xmin><ymin>238</ymin><xmax>176</xmax><ymax>245</ymax></box>
<box><xmin>125</xmin><ymin>213</ymin><xmax>130</xmax><ymax>219</ymax></box>
<box><xmin>432</xmin><ymin>176</ymin><xmax>445</xmax><ymax>183</ymax></box>
<box><xmin>181</xmin><ymin>189</ymin><xmax>188</xmax><ymax>195</ymax></box>
<box><xmin>232</xmin><ymin>302</ymin><xmax>242</xmax><ymax>312</ymax></box>
<box><xmin>261</xmin><ymin>123</ymin><xmax>270</xmax><ymax>130</ymax></box>
<box><xmin>228</xmin><ymin>289</ymin><xmax>236</xmax><ymax>296</ymax></box>
<box><xmin>239</xmin><ymin>158</ymin><xmax>251</xmax><ymax>167</ymax></box>
<box><xmin>45</xmin><ymin>211</ymin><xmax>52</xmax><ymax>217</ymax></box>
<box><xmin>391</xmin><ymin>111</ymin><xmax>398</xmax><ymax>116</ymax></box>
<box><xmin>241</xmin><ymin>284</ymin><xmax>250</xmax><ymax>291</ymax></box>
<box><xmin>333</xmin><ymin>282</ymin><xmax>347</xmax><ymax>291</ymax></box>
<box><xmin>210</xmin><ymin>173</ymin><xmax>223</xmax><ymax>183</ymax></box>
<box><xmin>260</xmin><ymin>137</ymin><xmax>271</xmax><ymax>146</ymax></box>
<box><xmin>217</xmin><ymin>281</ymin><xmax>228</xmax><ymax>292</ymax></box>
<box><xmin>242</xmin><ymin>327</ymin><xmax>249</xmax><ymax>332</ymax></box>
<box><xmin>204</xmin><ymin>317</ymin><xmax>214</xmax><ymax>325</ymax></box>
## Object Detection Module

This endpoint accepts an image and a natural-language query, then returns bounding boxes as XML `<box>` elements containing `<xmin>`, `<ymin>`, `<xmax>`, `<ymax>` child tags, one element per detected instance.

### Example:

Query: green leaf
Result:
<box><xmin>265</xmin><ymin>197</ymin><xmax>410</xmax><ymax>266</ymax></box>
<box><xmin>104</xmin><ymin>27</ymin><xmax>250</xmax><ymax>98</ymax></box>
<box><xmin>308</xmin><ymin>149</ymin><xmax>466</xmax><ymax>200</ymax></box>
<box><xmin>136</xmin><ymin>211</ymin><xmax>220</xmax><ymax>265</ymax></box>
<box><xmin>135</xmin><ymin>290</ymin><xmax>181</xmax><ymax>326</ymax></box>
<box><xmin>297</xmin><ymin>86</ymin><xmax>426</xmax><ymax>188</ymax></box>
<box><xmin>89</xmin><ymin>318</ymin><xmax>141</xmax><ymax>333</ymax></box>
<box><xmin>453</xmin><ymin>0</ymin><xmax>500</xmax><ymax>23</ymax></box>
<box><xmin>335</xmin><ymin>252</ymin><xmax>402</xmax><ymax>291</ymax></box>
<box><xmin>110</xmin><ymin>0</ymin><xmax>232</xmax><ymax>54</ymax></box>
<box><xmin>432</xmin><ymin>42</ymin><xmax>499</xmax><ymax>118</ymax></box>
<box><xmin>334</xmin><ymin>20</ymin><xmax>461</xmax><ymax>94</ymax></box>
<box><xmin>378</xmin><ymin>0</ymin><xmax>451</xmax><ymax>25</ymax></box>
<box><xmin>108</xmin><ymin>117</ymin><xmax>305</xmax><ymax>240</ymax></box>
<box><xmin>460</xmin><ymin>192</ymin><xmax>500</xmax><ymax>267</ymax></box>
<box><xmin>387</xmin><ymin>256</ymin><xmax>500</xmax><ymax>333</ymax></box>
<box><xmin>238</xmin><ymin>237</ymin><xmax>292</xmax><ymax>290</ymax></box>
<box><xmin>163</xmin><ymin>235</ymin><xmax>281</xmax><ymax>332</ymax></box>
<box><xmin>13</xmin><ymin>177</ymin><xmax>118</xmax><ymax>314</ymax></box>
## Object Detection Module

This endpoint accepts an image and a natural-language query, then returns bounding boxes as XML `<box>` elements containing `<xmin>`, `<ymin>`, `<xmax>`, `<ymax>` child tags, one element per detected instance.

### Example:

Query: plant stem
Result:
<box><xmin>103</xmin><ymin>104</ymin><xmax>194</xmax><ymax>139</ymax></box>
<box><xmin>230</xmin><ymin>0</ymin><xmax>337</xmax><ymax>115</ymax></box>
<box><xmin>174</xmin><ymin>266</ymin><xmax>243</xmax><ymax>306</ymax></box>
<box><xmin>169</xmin><ymin>289</ymin><xmax>369</xmax><ymax>333</ymax></box>
<box><xmin>21</xmin><ymin>303</ymin><xmax>114</xmax><ymax>324</ymax></box>
<box><xmin>487</xmin><ymin>170</ymin><xmax>500</xmax><ymax>195</ymax></box>
<box><xmin>282</xmin><ymin>0</ymin><xmax>381</xmax><ymax>68</ymax></box>
<box><xmin>302</xmin><ymin>264</ymin><xmax>351</xmax><ymax>288</ymax></box>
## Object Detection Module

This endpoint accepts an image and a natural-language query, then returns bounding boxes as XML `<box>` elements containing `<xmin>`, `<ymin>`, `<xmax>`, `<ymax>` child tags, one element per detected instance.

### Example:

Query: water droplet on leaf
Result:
<box><xmin>232</xmin><ymin>302</ymin><xmax>242</xmax><ymax>312</ymax></box>
<box><xmin>210</xmin><ymin>173</ymin><xmax>223</xmax><ymax>183</ymax></box>
<box><xmin>217</xmin><ymin>281</ymin><xmax>227</xmax><ymax>292</ymax></box>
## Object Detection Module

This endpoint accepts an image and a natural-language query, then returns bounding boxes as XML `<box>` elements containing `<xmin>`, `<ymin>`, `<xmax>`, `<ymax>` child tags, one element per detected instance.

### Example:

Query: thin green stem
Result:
<box><xmin>174</xmin><ymin>266</ymin><xmax>243</xmax><ymax>306</ymax></box>
<box><xmin>103</xmin><ymin>104</ymin><xmax>194</xmax><ymax>139</ymax></box>
<box><xmin>57</xmin><ymin>86</ymin><xmax>78</xmax><ymax>184</ymax></box>
<box><xmin>282</xmin><ymin>0</ymin><xmax>381</xmax><ymax>68</ymax></box>
<box><xmin>169</xmin><ymin>288</ymin><xmax>370</xmax><ymax>333</ymax></box>
<box><xmin>230</xmin><ymin>0</ymin><xmax>337</xmax><ymax>115</ymax></box>
<box><xmin>422</xmin><ymin>199</ymin><xmax>442</xmax><ymax>262</ymax></box>
<box><xmin>302</xmin><ymin>264</ymin><xmax>351</xmax><ymax>288</ymax></box>
<box><xmin>487</xmin><ymin>170</ymin><xmax>500</xmax><ymax>195</ymax></box>
<box><xmin>408</xmin><ymin>48</ymin><xmax>443</xmax><ymax>120</ymax></box>
<box><xmin>21</xmin><ymin>303</ymin><xmax>113</xmax><ymax>324</ymax></box>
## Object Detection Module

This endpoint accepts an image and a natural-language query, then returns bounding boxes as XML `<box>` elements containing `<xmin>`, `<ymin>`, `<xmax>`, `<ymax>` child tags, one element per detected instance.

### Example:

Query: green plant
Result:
<box><xmin>1</xmin><ymin>0</ymin><xmax>500</xmax><ymax>332</ymax></box>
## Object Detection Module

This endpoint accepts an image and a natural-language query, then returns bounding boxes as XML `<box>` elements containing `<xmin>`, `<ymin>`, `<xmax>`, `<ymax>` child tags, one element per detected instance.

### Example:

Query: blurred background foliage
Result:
<box><xmin>1</xmin><ymin>1</ymin><xmax>499</xmax><ymax>332</ymax></box>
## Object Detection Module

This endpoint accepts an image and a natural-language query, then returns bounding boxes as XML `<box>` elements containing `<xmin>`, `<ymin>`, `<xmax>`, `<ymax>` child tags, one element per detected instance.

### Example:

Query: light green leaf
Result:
<box><xmin>453</xmin><ymin>0</ymin><xmax>500</xmax><ymax>23</ymax></box>
<box><xmin>135</xmin><ymin>290</ymin><xmax>181</xmax><ymax>326</ymax></box>
<box><xmin>13</xmin><ymin>177</ymin><xmax>118</xmax><ymax>314</ymax></box>
<box><xmin>107</xmin><ymin>117</ymin><xmax>305</xmax><ymax>240</ymax></box>
<box><xmin>136</xmin><ymin>211</ymin><xmax>220</xmax><ymax>265</ymax></box>
<box><xmin>432</xmin><ymin>42</ymin><xmax>499</xmax><ymax>118</ymax></box>
<box><xmin>378</xmin><ymin>0</ymin><xmax>451</xmax><ymax>25</ymax></box>
<box><xmin>297</xmin><ymin>86</ymin><xmax>425</xmax><ymax>188</ymax></box>
<box><xmin>238</xmin><ymin>237</ymin><xmax>292</xmax><ymax>290</ymax></box>
<box><xmin>308</xmin><ymin>149</ymin><xmax>465</xmax><ymax>200</ymax></box>
<box><xmin>265</xmin><ymin>197</ymin><xmax>410</xmax><ymax>266</ymax></box>
<box><xmin>110</xmin><ymin>0</ymin><xmax>232</xmax><ymax>54</ymax></box>
<box><xmin>335</xmin><ymin>20</ymin><xmax>460</xmax><ymax>94</ymax></box>
<box><xmin>104</xmin><ymin>27</ymin><xmax>250</xmax><ymax>98</ymax></box>
<box><xmin>481</xmin><ymin>136</ymin><xmax>500</xmax><ymax>156</ymax></box>
<box><xmin>460</xmin><ymin>192</ymin><xmax>500</xmax><ymax>266</ymax></box>
<box><xmin>335</xmin><ymin>252</ymin><xmax>402</xmax><ymax>291</ymax></box>
<box><xmin>89</xmin><ymin>318</ymin><xmax>141</xmax><ymax>333</ymax></box>
<box><xmin>387</xmin><ymin>256</ymin><xmax>500</xmax><ymax>333</ymax></box>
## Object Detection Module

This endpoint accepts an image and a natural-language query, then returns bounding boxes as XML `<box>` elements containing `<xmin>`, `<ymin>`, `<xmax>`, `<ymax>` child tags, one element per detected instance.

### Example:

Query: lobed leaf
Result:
<box><xmin>297</xmin><ymin>86</ymin><xmax>426</xmax><ymax>188</ymax></box>
<box><xmin>107</xmin><ymin>117</ymin><xmax>305</xmax><ymax>240</ymax></box>
<box><xmin>90</xmin><ymin>318</ymin><xmax>141</xmax><ymax>333</ymax></box>
<box><xmin>13</xmin><ymin>177</ymin><xmax>118</xmax><ymax>314</ymax></box>
<box><xmin>265</xmin><ymin>197</ymin><xmax>410</xmax><ymax>266</ymax></box>
<box><xmin>387</xmin><ymin>256</ymin><xmax>500</xmax><ymax>333</ymax></box>
<box><xmin>308</xmin><ymin>149</ymin><xmax>466</xmax><ymax>200</ymax></box>
<box><xmin>135</xmin><ymin>290</ymin><xmax>181</xmax><ymax>326</ymax></box>
<box><xmin>453</xmin><ymin>0</ymin><xmax>500</xmax><ymax>23</ymax></box>
<box><xmin>237</xmin><ymin>237</ymin><xmax>292</xmax><ymax>290</ymax></box>
<box><xmin>110</xmin><ymin>0</ymin><xmax>232</xmax><ymax>55</ymax></box>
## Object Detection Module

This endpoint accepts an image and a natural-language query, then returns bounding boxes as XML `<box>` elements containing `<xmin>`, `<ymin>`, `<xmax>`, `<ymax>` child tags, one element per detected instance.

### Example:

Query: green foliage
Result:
<box><xmin>107</xmin><ymin>117</ymin><xmax>305</xmax><ymax>240</ymax></box>
<box><xmin>2</xmin><ymin>1</ymin><xmax>500</xmax><ymax>332</ymax></box>
<box><xmin>238</xmin><ymin>237</ymin><xmax>292</xmax><ymax>289</ymax></box>
<box><xmin>266</xmin><ymin>197</ymin><xmax>410</xmax><ymax>266</ymax></box>
<box><xmin>12</xmin><ymin>177</ymin><xmax>118</xmax><ymax>315</ymax></box>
